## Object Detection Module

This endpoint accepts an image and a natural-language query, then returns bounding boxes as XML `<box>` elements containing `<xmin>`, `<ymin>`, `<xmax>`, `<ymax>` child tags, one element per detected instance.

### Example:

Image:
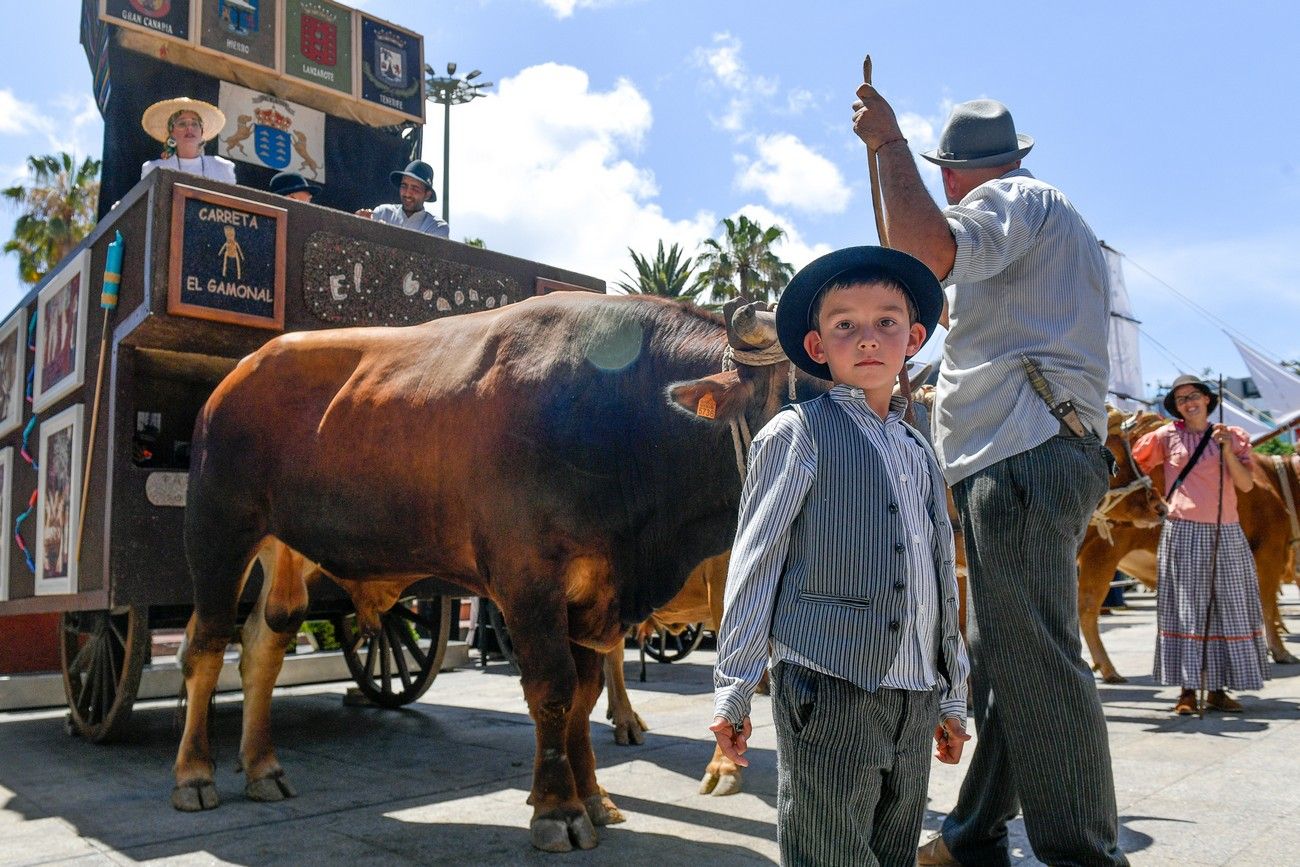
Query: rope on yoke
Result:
<box><xmin>1089</xmin><ymin>475</ymin><xmax>1156</xmax><ymax>544</ymax></box>
<box><xmin>720</xmin><ymin>342</ymin><xmax>792</xmax><ymax>482</ymax></box>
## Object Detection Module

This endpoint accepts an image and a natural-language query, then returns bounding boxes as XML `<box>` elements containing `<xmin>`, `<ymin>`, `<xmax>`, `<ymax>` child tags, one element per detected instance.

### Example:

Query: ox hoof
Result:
<box><xmin>171</xmin><ymin>781</ymin><xmax>220</xmax><ymax>812</ymax></box>
<box><xmin>1102</xmin><ymin>672</ymin><xmax>1128</xmax><ymax>685</ymax></box>
<box><xmin>699</xmin><ymin>771</ymin><xmax>742</xmax><ymax>797</ymax></box>
<box><xmin>245</xmin><ymin>771</ymin><xmax>297</xmax><ymax>802</ymax></box>
<box><xmin>530</xmin><ymin>811</ymin><xmax>599</xmax><ymax>853</ymax></box>
<box><xmin>611</xmin><ymin>713</ymin><xmax>648</xmax><ymax>746</ymax></box>
<box><xmin>584</xmin><ymin>792</ymin><xmax>625</xmax><ymax>826</ymax></box>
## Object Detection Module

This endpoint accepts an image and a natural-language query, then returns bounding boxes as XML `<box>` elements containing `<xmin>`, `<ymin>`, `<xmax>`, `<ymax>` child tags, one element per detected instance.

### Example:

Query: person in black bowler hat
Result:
<box><xmin>711</xmin><ymin>246</ymin><xmax>970</xmax><ymax>867</ymax></box>
<box><xmin>269</xmin><ymin>171</ymin><xmax>321</xmax><ymax>203</ymax></box>
<box><xmin>356</xmin><ymin>159</ymin><xmax>449</xmax><ymax>238</ymax></box>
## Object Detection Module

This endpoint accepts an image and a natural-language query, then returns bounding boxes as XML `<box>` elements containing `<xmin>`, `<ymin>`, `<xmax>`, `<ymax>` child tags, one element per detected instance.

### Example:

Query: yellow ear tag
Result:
<box><xmin>697</xmin><ymin>392</ymin><xmax>717</xmax><ymax>419</ymax></box>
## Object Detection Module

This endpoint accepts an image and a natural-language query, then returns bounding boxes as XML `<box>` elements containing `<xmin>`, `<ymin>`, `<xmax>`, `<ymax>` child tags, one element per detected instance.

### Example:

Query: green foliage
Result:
<box><xmin>615</xmin><ymin>240</ymin><xmax>702</xmax><ymax>301</ymax></box>
<box><xmin>301</xmin><ymin>620</ymin><xmax>339</xmax><ymax>651</ymax></box>
<box><xmin>2</xmin><ymin>153</ymin><xmax>101</xmax><ymax>284</ymax></box>
<box><xmin>463</xmin><ymin>237</ymin><xmax>486</xmax><ymax>249</ymax></box>
<box><xmin>1255</xmin><ymin>437</ymin><xmax>1295</xmax><ymax>457</ymax></box>
<box><xmin>696</xmin><ymin>214</ymin><xmax>794</xmax><ymax>305</ymax></box>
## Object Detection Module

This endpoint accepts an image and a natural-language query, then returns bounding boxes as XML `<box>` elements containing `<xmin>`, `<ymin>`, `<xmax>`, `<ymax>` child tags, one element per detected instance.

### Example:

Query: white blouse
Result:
<box><xmin>140</xmin><ymin>154</ymin><xmax>237</xmax><ymax>185</ymax></box>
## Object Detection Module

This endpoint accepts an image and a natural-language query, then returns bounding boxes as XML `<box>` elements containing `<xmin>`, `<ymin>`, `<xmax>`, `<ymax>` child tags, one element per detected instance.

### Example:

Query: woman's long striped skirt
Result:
<box><xmin>1154</xmin><ymin>518</ymin><xmax>1268</xmax><ymax>690</ymax></box>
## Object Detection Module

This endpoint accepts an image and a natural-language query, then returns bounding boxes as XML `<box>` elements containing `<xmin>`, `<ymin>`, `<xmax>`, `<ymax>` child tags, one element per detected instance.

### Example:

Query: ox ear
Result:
<box><xmin>668</xmin><ymin>370</ymin><xmax>755</xmax><ymax>424</ymax></box>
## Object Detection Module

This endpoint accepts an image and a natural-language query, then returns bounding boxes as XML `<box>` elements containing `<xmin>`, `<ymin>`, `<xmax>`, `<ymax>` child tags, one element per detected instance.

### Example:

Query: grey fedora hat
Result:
<box><xmin>921</xmin><ymin>99</ymin><xmax>1034</xmax><ymax>168</ymax></box>
<box><xmin>390</xmin><ymin>160</ymin><xmax>437</xmax><ymax>201</ymax></box>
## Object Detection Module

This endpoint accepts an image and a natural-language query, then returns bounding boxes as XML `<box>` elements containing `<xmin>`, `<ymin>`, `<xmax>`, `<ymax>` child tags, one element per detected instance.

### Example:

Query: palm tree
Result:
<box><xmin>3</xmin><ymin>153</ymin><xmax>101</xmax><ymax>285</ymax></box>
<box><xmin>614</xmin><ymin>240</ymin><xmax>702</xmax><ymax>302</ymax></box>
<box><xmin>695</xmin><ymin>214</ymin><xmax>794</xmax><ymax>305</ymax></box>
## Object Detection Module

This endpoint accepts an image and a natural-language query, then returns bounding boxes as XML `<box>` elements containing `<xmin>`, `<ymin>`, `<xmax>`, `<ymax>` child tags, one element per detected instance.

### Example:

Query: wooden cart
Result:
<box><xmin>0</xmin><ymin>169</ymin><xmax>603</xmax><ymax>741</ymax></box>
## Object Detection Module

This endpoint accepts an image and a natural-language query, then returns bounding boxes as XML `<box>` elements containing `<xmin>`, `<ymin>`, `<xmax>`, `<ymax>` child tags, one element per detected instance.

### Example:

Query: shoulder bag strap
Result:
<box><xmin>1166</xmin><ymin>427</ymin><xmax>1214</xmax><ymax>499</ymax></box>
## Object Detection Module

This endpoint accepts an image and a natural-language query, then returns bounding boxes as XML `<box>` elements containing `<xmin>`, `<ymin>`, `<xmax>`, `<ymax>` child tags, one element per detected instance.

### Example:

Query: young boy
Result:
<box><xmin>710</xmin><ymin>246</ymin><xmax>970</xmax><ymax>867</ymax></box>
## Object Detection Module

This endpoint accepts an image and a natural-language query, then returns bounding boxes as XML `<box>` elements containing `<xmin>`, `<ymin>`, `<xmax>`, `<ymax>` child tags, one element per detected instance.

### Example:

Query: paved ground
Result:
<box><xmin>2</xmin><ymin>586</ymin><xmax>1299</xmax><ymax>866</ymax></box>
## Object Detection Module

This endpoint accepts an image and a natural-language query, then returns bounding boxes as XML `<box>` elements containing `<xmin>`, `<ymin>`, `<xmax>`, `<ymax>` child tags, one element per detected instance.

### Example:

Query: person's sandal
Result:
<box><xmin>1173</xmin><ymin>689</ymin><xmax>1197</xmax><ymax>715</ymax></box>
<box><xmin>1206</xmin><ymin>690</ymin><xmax>1243</xmax><ymax>712</ymax></box>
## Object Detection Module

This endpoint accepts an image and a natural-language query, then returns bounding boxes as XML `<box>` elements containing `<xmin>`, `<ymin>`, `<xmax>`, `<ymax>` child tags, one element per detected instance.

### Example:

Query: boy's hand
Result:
<box><xmin>710</xmin><ymin>715</ymin><xmax>752</xmax><ymax>768</ymax></box>
<box><xmin>934</xmin><ymin>718</ymin><xmax>971</xmax><ymax>764</ymax></box>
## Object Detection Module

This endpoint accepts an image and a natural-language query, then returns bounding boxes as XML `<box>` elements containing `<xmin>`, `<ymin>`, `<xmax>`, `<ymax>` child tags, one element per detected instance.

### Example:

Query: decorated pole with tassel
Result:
<box><xmin>75</xmin><ymin>231</ymin><xmax>123</xmax><ymax>565</ymax></box>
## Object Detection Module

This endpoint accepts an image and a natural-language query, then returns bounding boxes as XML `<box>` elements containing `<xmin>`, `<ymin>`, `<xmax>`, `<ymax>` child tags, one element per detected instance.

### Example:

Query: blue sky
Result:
<box><xmin>2</xmin><ymin>1</ymin><xmax>1297</xmax><ymax>397</ymax></box>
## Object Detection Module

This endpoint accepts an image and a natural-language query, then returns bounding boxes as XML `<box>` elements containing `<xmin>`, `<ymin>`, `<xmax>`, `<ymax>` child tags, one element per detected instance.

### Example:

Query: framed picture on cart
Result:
<box><xmin>0</xmin><ymin>309</ymin><xmax>26</xmax><ymax>437</ymax></box>
<box><xmin>32</xmin><ymin>249</ymin><xmax>90</xmax><ymax>414</ymax></box>
<box><xmin>35</xmin><ymin>404</ymin><xmax>84</xmax><ymax>596</ymax></box>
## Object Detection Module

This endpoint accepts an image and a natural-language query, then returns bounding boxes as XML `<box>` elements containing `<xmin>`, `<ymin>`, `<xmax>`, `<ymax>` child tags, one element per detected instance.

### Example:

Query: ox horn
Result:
<box><xmin>727</xmin><ymin>301</ymin><xmax>778</xmax><ymax>349</ymax></box>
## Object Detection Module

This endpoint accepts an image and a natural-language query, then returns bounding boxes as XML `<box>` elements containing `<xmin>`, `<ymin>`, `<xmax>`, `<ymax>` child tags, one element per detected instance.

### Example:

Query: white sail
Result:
<box><xmin>1218</xmin><ymin>394</ymin><xmax>1274</xmax><ymax>438</ymax></box>
<box><xmin>1228</xmin><ymin>334</ymin><xmax>1300</xmax><ymax>418</ymax></box>
<box><xmin>1103</xmin><ymin>244</ymin><xmax>1145</xmax><ymax>411</ymax></box>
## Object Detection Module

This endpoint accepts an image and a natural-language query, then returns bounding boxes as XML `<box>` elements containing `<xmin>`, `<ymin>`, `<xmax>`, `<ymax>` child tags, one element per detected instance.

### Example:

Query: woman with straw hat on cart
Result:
<box><xmin>140</xmin><ymin>97</ymin><xmax>236</xmax><ymax>184</ymax></box>
<box><xmin>1132</xmin><ymin>374</ymin><xmax>1269</xmax><ymax>715</ymax></box>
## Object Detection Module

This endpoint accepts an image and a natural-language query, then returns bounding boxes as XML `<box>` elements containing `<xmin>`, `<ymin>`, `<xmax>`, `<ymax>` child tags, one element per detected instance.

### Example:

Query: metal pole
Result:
<box><xmin>442</xmin><ymin>96</ymin><xmax>451</xmax><ymax>223</ymax></box>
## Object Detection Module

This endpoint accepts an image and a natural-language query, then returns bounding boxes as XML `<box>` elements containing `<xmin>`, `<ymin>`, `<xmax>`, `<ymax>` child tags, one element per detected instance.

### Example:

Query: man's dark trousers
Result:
<box><xmin>942</xmin><ymin>434</ymin><xmax>1129</xmax><ymax>867</ymax></box>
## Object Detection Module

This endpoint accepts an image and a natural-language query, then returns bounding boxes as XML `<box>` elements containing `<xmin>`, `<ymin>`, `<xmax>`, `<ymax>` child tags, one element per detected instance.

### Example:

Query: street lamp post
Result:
<box><xmin>425</xmin><ymin>62</ymin><xmax>492</xmax><ymax>225</ymax></box>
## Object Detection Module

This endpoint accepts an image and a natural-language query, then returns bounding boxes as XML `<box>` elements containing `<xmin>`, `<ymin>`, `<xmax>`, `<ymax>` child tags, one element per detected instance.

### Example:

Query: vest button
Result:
<box><xmin>888</xmin><ymin>620</ymin><xmax>900</xmax><ymax>631</ymax></box>
<box><xmin>888</xmin><ymin>502</ymin><xmax>899</xmax><ymax>513</ymax></box>
<box><xmin>895</xmin><ymin>542</ymin><xmax>906</xmax><ymax>553</ymax></box>
<box><xmin>894</xmin><ymin>580</ymin><xmax>905</xmax><ymax>590</ymax></box>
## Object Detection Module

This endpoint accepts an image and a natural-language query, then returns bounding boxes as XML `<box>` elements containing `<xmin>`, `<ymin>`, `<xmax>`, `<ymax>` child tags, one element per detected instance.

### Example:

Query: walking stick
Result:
<box><xmin>1197</xmin><ymin>376</ymin><xmax>1226</xmax><ymax>717</ymax></box>
<box><xmin>862</xmin><ymin>55</ymin><xmax>889</xmax><ymax>249</ymax></box>
<box><xmin>860</xmin><ymin>55</ymin><xmax>917</xmax><ymax>424</ymax></box>
<box><xmin>75</xmin><ymin>231</ymin><xmax>123</xmax><ymax>565</ymax></box>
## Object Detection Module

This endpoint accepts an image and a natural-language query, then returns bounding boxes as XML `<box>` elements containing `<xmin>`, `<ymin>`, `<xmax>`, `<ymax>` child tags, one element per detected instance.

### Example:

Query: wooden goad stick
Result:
<box><xmin>862</xmin><ymin>55</ymin><xmax>890</xmax><ymax>249</ymax></box>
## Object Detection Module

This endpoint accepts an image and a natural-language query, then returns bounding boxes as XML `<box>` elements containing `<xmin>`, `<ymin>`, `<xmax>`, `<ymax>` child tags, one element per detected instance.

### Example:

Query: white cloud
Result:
<box><xmin>534</xmin><ymin>0</ymin><xmax>630</xmax><ymax>18</ymax></box>
<box><xmin>735</xmin><ymin>133</ymin><xmax>849</xmax><ymax>214</ymax></box>
<box><xmin>428</xmin><ymin>63</ymin><xmax>715</xmax><ymax>288</ymax></box>
<box><xmin>692</xmin><ymin>33</ymin><xmax>776</xmax><ymax>133</ymax></box>
<box><xmin>784</xmin><ymin>88</ymin><xmax>817</xmax><ymax>116</ymax></box>
<box><xmin>0</xmin><ymin>88</ymin><xmax>101</xmax><ymax>159</ymax></box>
<box><xmin>0</xmin><ymin>89</ymin><xmax>35</xmax><ymax>135</ymax></box>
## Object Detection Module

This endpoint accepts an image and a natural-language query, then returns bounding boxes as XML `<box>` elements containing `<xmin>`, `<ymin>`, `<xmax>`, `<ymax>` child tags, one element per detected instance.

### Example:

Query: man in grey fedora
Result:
<box><xmin>852</xmin><ymin>93</ymin><xmax>1127</xmax><ymax>867</ymax></box>
<box><xmin>357</xmin><ymin>159</ymin><xmax>450</xmax><ymax>238</ymax></box>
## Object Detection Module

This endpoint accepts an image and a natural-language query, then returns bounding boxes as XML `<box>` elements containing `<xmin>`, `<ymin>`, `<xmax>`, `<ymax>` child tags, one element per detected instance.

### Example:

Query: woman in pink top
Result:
<box><xmin>1132</xmin><ymin>375</ymin><xmax>1268</xmax><ymax>715</ymax></box>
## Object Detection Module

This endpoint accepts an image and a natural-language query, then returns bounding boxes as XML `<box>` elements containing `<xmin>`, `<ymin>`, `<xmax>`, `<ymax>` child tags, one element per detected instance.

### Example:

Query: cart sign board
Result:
<box><xmin>169</xmin><ymin>185</ymin><xmax>286</xmax><ymax>330</ymax></box>
<box><xmin>199</xmin><ymin>0</ymin><xmax>278</xmax><ymax>70</ymax></box>
<box><xmin>284</xmin><ymin>0</ymin><xmax>353</xmax><ymax>95</ymax></box>
<box><xmin>359</xmin><ymin>15</ymin><xmax>423</xmax><ymax>121</ymax></box>
<box><xmin>100</xmin><ymin>0</ymin><xmax>194</xmax><ymax>42</ymax></box>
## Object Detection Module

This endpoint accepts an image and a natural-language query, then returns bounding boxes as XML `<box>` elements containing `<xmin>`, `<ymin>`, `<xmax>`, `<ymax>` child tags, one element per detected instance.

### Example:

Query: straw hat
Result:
<box><xmin>141</xmin><ymin>97</ymin><xmax>226</xmax><ymax>143</ymax></box>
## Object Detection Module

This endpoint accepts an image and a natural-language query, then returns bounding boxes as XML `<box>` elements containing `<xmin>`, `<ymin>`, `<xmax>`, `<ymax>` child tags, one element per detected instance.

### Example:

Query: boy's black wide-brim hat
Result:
<box><xmin>776</xmin><ymin>246</ymin><xmax>944</xmax><ymax>381</ymax></box>
<box><xmin>1163</xmin><ymin>373</ymin><xmax>1218</xmax><ymax>419</ymax></box>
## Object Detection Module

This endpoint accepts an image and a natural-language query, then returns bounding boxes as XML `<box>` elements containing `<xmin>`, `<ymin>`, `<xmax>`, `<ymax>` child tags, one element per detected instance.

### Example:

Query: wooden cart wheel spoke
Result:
<box><xmin>391</xmin><ymin>603</ymin><xmax>435</xmax><ymax>634</ymax></box>
<box><xmin>392</xmin><ymin>619</ymin><xmax>428</xmax><ymax>668</ymax></box>
<box><xmin>382</xmin><ymin>619</ymin><xmax>414</xmax><ymax>690</ymax></box>
<box><xmin>334</xmin><ymin>596</ymin><xmax>452</xmax><ymax>708</ymax></box>
<box><xmin>60</xmin><ymin>607</ymin><xmax>147</xmax><ymax>743</ymax></box>
<box><xmin>643</xmin><ymin>622</ymin><xmax>706</xmax><ymax>663</ymax></box>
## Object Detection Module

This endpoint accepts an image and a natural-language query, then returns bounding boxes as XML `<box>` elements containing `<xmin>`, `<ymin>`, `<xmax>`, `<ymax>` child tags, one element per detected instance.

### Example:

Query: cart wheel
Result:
<box><xmin>60</xmin><ymin>606</ymin><xmax>149</xmax><ymax>743</ymax></box>
<box><xmin>334</xmin><ymin>596</ymin><xmax>452</xmax><ymax>708</ymax></box>
<box><xmin>644</xmin><ymin>623</ymin><xmax>706</xmax><ymax>663</ymax></box>
<box><xmin>483</xmin><ymin>599</ymin><xmax>520</xmax><ymax>669</ymax></box>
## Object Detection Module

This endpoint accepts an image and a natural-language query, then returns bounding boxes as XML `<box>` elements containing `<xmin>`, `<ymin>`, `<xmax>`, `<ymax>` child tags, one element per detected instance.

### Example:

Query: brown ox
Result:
<box><xmin>1078</xmin><ymin>414</ymin><xmax>1300</xmax><ymax>682</ymax></box>
<box><xmin>171</xmin><ymin>293</ymin><xmax>820</xmax><ymax>853</ymax></box>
